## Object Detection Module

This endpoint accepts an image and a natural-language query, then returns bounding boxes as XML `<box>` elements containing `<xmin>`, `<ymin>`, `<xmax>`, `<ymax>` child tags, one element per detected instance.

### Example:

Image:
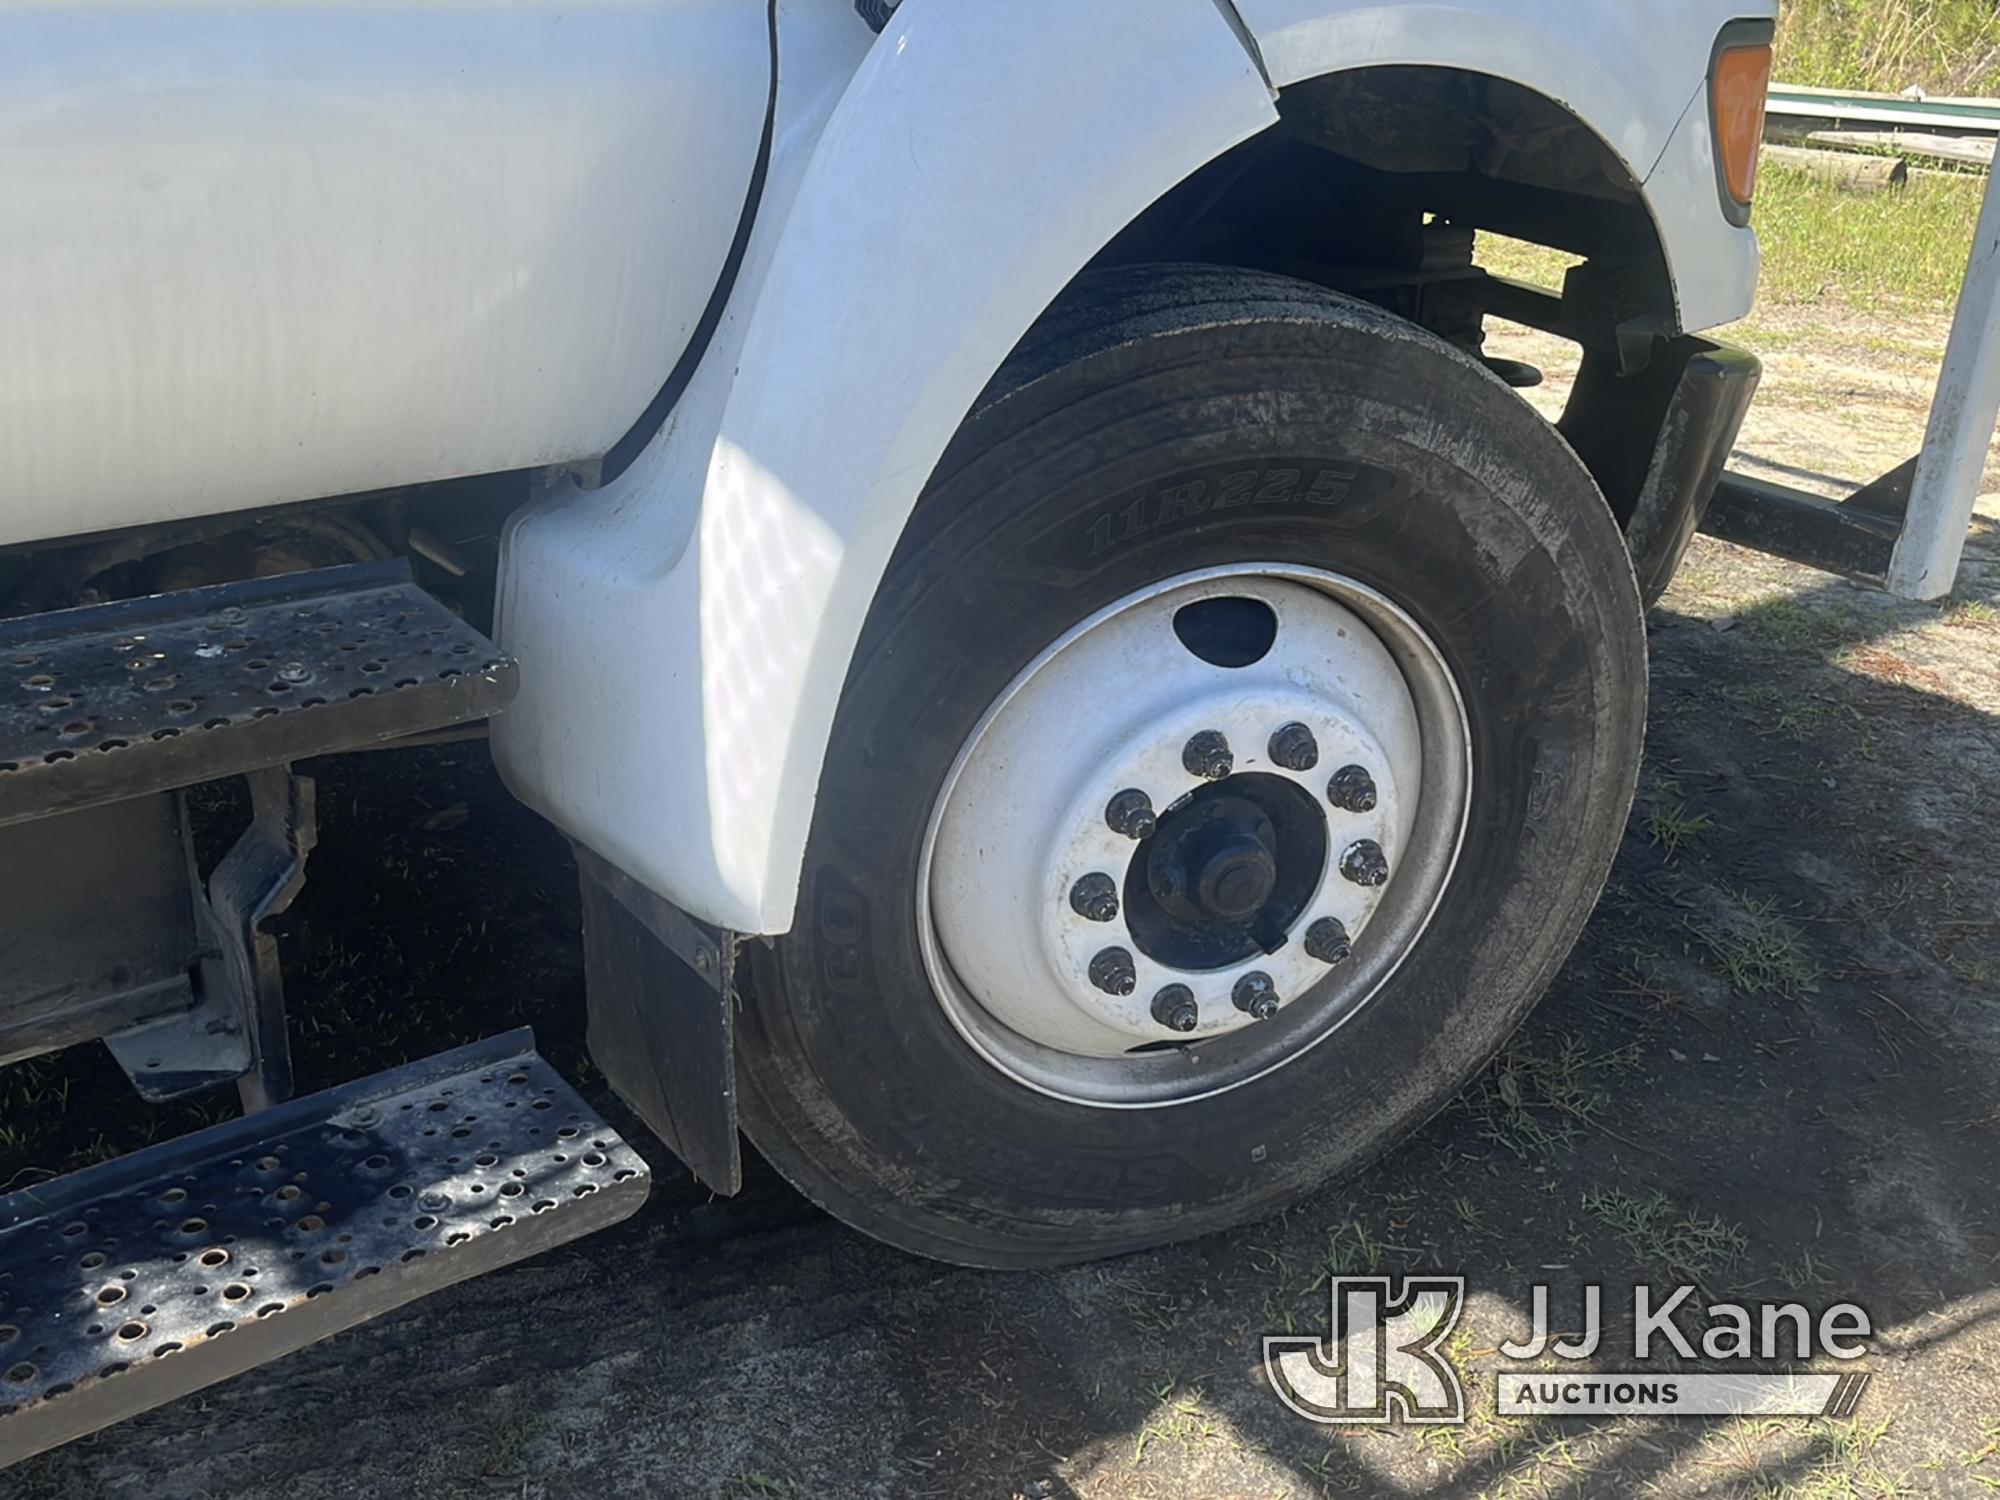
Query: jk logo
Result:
<box><xmin>1264</xmin><ymin>1276</ymin><xmax>1468</xmax><ymax>1425</ymax></box>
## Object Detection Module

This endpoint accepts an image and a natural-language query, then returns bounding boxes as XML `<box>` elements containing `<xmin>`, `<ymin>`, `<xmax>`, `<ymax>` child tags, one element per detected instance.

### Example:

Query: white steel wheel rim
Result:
<box><xmin>917</xmin><ymin>563</ymin><xmax>1473</xmax><ymax>1110</ymax></box>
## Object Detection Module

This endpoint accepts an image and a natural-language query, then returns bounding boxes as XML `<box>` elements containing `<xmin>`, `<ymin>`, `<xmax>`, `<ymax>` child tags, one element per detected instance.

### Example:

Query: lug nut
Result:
<box><xmin>1339</xmin><ymin>840</ymin><xmax>1390</xmax><ymax>887</ymax></box>
<box><xmin>1268</xmin><ymin>723</ymin><xmax>1319</xmax><ymax>772</ymax></box>
<box><xmin>277</xmin><ymin>663</ymin><xmax>312</xmax><ymax>685</ymax></box>
<box><xmin>1328</xmin><ymin>764</ymin><xmax>1378</xmax><ymax>812</ymax></box>
<box><xmin>1069</xmin><ymin>872</ymin><xmax>1120</xmax><ymax>923</ymax></box>
<box><xmin>1304</xmin><ymin>917</ymin><xmax>1353</xmax><ymax>965</ymax></box>
<box><xmin>1105</xmin><ymin>789</ymin><xmax>1157</xmax><ymax>841</ymax></box>
<box><xmin>1088</xmin><ymin>947</ymin><xmax>1137</xmax><ymax>996</ymax></box>
<box><xmin>1151</xmin><ymin>984</ymin><xmax>1199</xmax><ymax>1033</ymax></box>
<box><xmin>1232</xmin><ymin>971</ymin><xmax>1281</xmax><ymax>1021</ymax></box>
<box><xmin>1182</xmin><ymin>730</ymin><xmax>1233</xmax><ymax>781</ymax></box>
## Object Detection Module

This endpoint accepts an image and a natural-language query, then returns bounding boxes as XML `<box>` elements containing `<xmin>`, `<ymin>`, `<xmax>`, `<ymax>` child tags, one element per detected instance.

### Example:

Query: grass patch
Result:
<box><xmin>1647</xmin><ymin>800</ymin><xmax>1715</xmax><ymax>860</ymax></box>
<box><xmin>1581</xmin><ymin>1187</ymin><xmax>1747</xmax><ymax>1279</ymax></box>
<box><xmin>1690</xmin><ymin>891</ymin><xmax>1823</xmax><ymax>1000</ymax></box>
<box><xmin>1777</xmin><ymin>0</ymin><xmax>2000</xmax><ymax>98</ymax></box>
<box><xmin>472</xmin><ymin>1411</ymin><xmax>554</xmax><ymax>1481</ymax></box>
<box><xmin>726</xmin><ymin>1472</ymin><xmax>798</xmax><ymax>1497</ymax></box>
<box><xmin>1946</xmin><ymin>597</ymin><xmax>2000</xmax><ymax>629</ymax></box>
<box><xmin>1740</xmin><ymin>594</ymin><xmax>1836</xmax><ymax>648</ymax></box>
<box><xmin>1746</xmin><ymin>1415</ymin><xmax>1911</xmax><ymax>1500</ymax></box>
<box><xmin>1307</xmin><ymin>1218</ymin><xmax>1385</xmax><ymax>1283</ymax></box>
<box><xmin>1478</xmin><ymin>164</ymin><xmax>1984</xmax><ymax>319</ymax></box>
<box><xmin>1752</xmin><ymin>162</ymin><xmax>1984</xmax><ymax>311</ymax></box>
<box><xmin>1466</xmin><ymin>1032</ymin><xmax>1644</xmax><ymax>1159</ymax></box>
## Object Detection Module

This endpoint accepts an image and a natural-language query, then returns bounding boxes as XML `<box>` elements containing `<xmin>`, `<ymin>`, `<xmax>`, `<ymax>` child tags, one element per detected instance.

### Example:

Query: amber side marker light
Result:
<box><xmin>1713</xmin><ymin>39</ymin><xmax>1774</xmax><ymax>222</ymax></box>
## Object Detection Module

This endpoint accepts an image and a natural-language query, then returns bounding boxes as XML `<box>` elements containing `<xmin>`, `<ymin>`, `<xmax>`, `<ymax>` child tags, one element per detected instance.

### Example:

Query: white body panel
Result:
<box><xmin>1239</xmin><ymin>0</ymin><xmax>1773</xmax><ymax>333</ymax></box>
<box><xmin>495</xmin><ymin>0</ymin><xmax>1768</xmax><ymax>933</ymax></box>
<box><xmin>0</xmin><ymin>2</ymin><xmax>768</xmax><ymax>548</ymax></box>
<box><xmin>494</xmin><ymin>0</ymin><xmax>1275</xmax><ymax>930</ymax></box>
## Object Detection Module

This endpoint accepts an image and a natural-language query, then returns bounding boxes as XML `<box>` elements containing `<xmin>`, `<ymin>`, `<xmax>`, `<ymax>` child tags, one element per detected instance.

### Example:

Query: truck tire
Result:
<box><xmin>736</xmin><ymin>265</ymin><xmax>1646</xmax><ymax>1268</ymax></box>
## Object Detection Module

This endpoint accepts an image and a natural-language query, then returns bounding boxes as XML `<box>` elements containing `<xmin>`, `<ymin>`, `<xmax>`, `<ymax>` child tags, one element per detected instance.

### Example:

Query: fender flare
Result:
<box><xmin>495</xmin><ymin>0</ymin><xmax>1758</xmax><ymax>934</ymax></box>
<box><xmin>1234</xmin><ymin>0</ymin><xmax>1768</xmax><ymax>333</ymax></box>
<box><xmin>495</xmin><ymin>0</ymin><xmax>1275</xmax><ymax>932</ymax></box>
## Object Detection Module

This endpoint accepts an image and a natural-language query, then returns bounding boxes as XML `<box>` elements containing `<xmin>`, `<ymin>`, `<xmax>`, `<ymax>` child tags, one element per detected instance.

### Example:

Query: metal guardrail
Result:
<box><xmin>1767</xmin><ymin>84</ymin><xmax>2000</xmax><ymax>138</ymax></box>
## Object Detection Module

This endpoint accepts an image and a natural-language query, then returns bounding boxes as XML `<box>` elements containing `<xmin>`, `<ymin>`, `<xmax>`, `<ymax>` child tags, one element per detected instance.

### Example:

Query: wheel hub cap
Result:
<box><xmin>918</xmin><ymin>565</ymin><xmax>1471</xmax><ymax>1108</ymax></box>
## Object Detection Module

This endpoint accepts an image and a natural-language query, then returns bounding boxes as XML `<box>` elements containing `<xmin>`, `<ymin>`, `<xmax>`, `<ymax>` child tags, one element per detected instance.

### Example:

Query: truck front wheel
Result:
<box><xmin>736</xmin><ymin>266</ymin><xmax>1647</xmax><ymax>1267</ymax></box>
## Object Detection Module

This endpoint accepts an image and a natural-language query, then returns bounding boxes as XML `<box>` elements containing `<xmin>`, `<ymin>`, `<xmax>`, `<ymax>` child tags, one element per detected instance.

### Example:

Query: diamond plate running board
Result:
<box><xmin>0</xmin><ymin>1030</ymin><xmax>649</xmax><ymax>1466</ymax></box>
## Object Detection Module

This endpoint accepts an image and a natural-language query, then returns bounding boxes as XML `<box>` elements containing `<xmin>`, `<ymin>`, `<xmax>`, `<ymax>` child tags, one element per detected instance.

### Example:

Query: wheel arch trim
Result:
<box><xmin>1238</xmin><ymin>0</ymin><xmax>1767</xmax><ymax>334</ymax></box>
<box><xmin>492</xmin><ymin>0</ymin><xmax>1736</xmax><ymax>933</ymax></box>
<box><xmin>495</xmin><ymin>0</ymin><xmax>1276</xmax><ymax>932</ymax></box>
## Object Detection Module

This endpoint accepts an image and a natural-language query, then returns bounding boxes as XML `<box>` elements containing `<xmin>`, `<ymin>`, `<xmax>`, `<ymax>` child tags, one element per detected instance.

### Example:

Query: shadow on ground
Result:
<box><xmin>9</xmin><ymin>528</ymin><xmax>2000</xmax><ymax>1498</ymax></box>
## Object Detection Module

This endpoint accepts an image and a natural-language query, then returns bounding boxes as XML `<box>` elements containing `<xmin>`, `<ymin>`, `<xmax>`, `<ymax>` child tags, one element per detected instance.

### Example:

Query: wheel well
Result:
<box><xmin>1095</xmin><ymin>65</ymin><xmax>1676</xmax><ymax>351</ymax></box>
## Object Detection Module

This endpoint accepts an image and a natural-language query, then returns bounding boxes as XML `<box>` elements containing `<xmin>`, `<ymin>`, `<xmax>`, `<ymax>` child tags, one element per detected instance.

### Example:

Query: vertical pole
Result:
<box><xmin>1887</xmin><ymin>162</ymin><xmax>2000</xmax><ymax>599</ymax></box>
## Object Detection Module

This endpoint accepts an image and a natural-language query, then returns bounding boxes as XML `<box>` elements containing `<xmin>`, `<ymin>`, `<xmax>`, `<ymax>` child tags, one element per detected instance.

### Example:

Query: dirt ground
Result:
<box><xmin>11</xmin><ymin>302</ymin><xmax>2000</xmax><ymax>1499</ymax></box>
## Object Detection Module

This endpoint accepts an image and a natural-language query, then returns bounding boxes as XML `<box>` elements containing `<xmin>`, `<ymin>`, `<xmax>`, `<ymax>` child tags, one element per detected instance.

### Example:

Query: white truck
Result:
<box><xmin>0</xmin><ymin>0</ymin><xmax>1854</xmax><ymax>1460</ymax></box>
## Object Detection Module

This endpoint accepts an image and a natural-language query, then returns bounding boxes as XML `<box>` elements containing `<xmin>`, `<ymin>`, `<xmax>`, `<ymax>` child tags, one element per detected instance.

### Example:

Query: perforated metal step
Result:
<box><xmin>0</xmin><ymin>560</ymin><xmax>515</xmax><ymax>828</ymax></box>
<box><xmin>0</xmin><ymin>1030</ymin><xmax>649</xmax><ymax>1466</ymax></box>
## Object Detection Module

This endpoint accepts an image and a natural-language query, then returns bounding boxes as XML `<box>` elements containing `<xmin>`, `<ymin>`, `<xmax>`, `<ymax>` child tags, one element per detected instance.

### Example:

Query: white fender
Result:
<box><xmin>494</xmin><ymin>0</ymin><xmax>1276</xmax><ymax>932</ymax></box>
<box><xmin>494</xmin><ymin>0</ymin><xmax>1766</xmax><ymax>934</ymax></box>
<box><xmin>1236</xmin><ymin>0</ymin><xmax>1774</xmax><ymax>333</ymax></box>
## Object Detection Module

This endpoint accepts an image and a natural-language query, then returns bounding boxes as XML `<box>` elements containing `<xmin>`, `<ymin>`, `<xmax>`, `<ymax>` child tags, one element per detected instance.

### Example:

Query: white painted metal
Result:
<box><xmin>1240</xmin><ymin>0</ymin><xmax>1725</xmax><ymax>171</ymax></box>
<box><xmin>916</xmin><ymin>565</ymin><xmax>1471</xmax><ymax>1109</ymax></box>
<box><xmin>1236</xmin><ymin>0</ymin><xmax>1774</xmax><ymax>335</ymax></box>
<box><xmin>926</xmin><ymin>575</ymin><xmax>1419</xmax><ymax>1059</ymax></box>
<box><xmin>494</xmin><ymin>0</ymin><xmax>1276</xmax><ymax>932</ymax></box>
<box><xmin>0</xmin><ymin>1</ymin><xmax>769</xmax><ymax>549</ymax></box>
<box><xmin>1887</xmin><ymin>162</ymin><xmax>2000</xmax><ymax>600</ymax></box>
<box><xmin>1635</xmin><ymin>67</ymin><xmax>1766</xmax><ymax>336</ymax></box>
<box><xmin>498</xmin><ymin>0</ymin><xmax>1757</xmax><ymax>934</ymax></box>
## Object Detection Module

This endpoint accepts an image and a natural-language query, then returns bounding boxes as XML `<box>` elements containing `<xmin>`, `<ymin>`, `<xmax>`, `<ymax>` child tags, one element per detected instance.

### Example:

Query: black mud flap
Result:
<box><xmin>1558</xmin><ymin>335</ymin><xmax>1764</xmax><ymax>604</ymax></box>
<box><xmin>575</xmin><ymin>846</ymin><xmax>742</xmax><ymax>1195</ymax></box>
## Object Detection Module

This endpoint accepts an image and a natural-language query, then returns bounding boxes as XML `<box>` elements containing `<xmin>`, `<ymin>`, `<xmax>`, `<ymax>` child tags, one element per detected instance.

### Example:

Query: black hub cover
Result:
<box><xmin>1145</xmin><ymin>796</ymin><xmax>1278</xmax><ymax>924</ymax></box>
<box><xmin>1123</xmin><ymin>774</ymin><xmax>1328</xmax><ymax>971</ymax></box>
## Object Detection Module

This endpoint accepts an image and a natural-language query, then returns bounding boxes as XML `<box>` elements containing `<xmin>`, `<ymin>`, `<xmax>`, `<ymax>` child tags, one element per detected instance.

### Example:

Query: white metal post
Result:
<box><xmin>1887</xmin><ymin>161</ymin><xmax>2000</xmax><ymax>599</ymax></box>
